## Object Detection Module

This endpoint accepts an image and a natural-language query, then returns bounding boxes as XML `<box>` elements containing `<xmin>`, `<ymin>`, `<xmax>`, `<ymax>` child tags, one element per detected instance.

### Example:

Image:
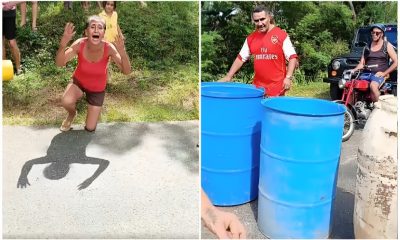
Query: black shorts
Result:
<box><xmin>72</xmin><ymin>78</ymin><xmax>106</xmax><ymax>107</ymax></box>
<box><xmin>3</xmin><ymin>10</ymin><xmax>17</xmax><ymax>40</ymax></box>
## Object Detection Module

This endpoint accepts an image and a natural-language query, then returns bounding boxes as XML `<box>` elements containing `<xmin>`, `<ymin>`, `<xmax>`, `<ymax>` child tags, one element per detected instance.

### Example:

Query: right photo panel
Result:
<box><xmin>200</xmin><ymin>1</ymin><xmax>397</xmax><ymax>239</ymax></box>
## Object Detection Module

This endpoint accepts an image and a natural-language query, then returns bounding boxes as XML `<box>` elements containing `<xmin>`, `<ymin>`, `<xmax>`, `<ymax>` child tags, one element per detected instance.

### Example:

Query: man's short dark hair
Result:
<box><xmin>253</xmin><ymin>5</ymin><xmax>269</xmax><ymax>14</ymax></box>
<box><xmin>252</xmin><ymin>5</ymin><xmax>274</xmax><ymax>24</ymax></box>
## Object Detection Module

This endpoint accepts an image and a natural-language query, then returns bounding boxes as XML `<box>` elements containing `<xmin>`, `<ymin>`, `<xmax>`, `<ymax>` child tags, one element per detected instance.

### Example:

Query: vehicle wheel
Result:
<box><xmin>330</xmin><ymin>83</ymin><xmax>343</xmax><ymax>100</ymax></box>
<box><xmin>342</xmin><ymin>107</ymin><xmax>355</xmax><ymax>142</ymax></box>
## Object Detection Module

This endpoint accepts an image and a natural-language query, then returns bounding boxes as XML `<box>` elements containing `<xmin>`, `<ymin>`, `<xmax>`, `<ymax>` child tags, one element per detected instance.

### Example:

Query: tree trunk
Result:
<box><xmin>348</xmin><ymin>1</ymin><xmax>356</xmax><ymax>22</ymax></box>
<box><xmin>140</xmin><ymin>1</ymin><xmax>147</xmax><ymax>7</ymax></box>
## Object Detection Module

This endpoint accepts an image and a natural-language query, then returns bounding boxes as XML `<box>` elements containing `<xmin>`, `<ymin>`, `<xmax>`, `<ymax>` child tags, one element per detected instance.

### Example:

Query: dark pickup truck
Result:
<box><xmin>324</xmin><ymin>24</ymin><xmax>397</xmax><ymax>100</ymax></box>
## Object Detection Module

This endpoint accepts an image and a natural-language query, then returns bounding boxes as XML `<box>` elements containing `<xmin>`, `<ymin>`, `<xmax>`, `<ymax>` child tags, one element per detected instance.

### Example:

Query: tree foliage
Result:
<box><xmin>201</xmin><ymin>1</ymin><xmax>397</xmax><ymax>82</ymax></box>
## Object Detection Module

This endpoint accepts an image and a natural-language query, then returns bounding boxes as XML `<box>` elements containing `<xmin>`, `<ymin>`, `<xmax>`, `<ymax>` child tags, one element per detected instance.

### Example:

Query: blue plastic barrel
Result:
<box><xmin>258</xmin><ymin>97</ymin><xmax>345</xmax><ymax>238</ymax></box>
<box><xmin>201</xmin><ymin>82</ymin><xmax>264</xmax><ymax>206</ymax></box>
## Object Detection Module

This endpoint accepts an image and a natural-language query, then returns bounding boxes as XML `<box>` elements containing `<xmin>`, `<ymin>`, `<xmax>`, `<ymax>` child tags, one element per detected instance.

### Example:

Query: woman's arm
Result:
<box><xmin>55</xmin><ymin>23</ymin><xmax>81</xmax><ymax>67</ymax></box>
<box><xmin>109</xmin><ymin>34</ymin><xmax>131</xmax><ymax>75</ymax></box>
<box><xmin>117</xmin><ymin>24</ymin><xmax>124</xmax><ymax>40</ymax></box>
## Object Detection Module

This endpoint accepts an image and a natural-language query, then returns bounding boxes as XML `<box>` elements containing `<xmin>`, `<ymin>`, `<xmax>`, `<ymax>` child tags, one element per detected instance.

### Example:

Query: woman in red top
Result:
<box><xmin>56</xmin><ymin>16</ymin><xmax>131</xmax><ymax>132</ymax></box>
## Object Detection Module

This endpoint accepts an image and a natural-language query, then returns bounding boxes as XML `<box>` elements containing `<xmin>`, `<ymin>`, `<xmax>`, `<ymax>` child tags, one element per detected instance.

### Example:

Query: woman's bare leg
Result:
<box><xmin>85</xmin><ymin>104</ymin><xmax>102</xmax><ymax>131</ymax></box>
<box><xmin>61</xmin><ymin>83</ymin><xmax>83</xmax><ymax>122</ymax></box>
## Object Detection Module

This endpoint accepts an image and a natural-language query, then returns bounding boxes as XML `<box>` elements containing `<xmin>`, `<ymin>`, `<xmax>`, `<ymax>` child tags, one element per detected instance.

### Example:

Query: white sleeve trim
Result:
<box><xmin>239</xmin><ymin>39</ymin><xmax>251</xmax><ymax>62</ymax></box>
<box><xmin>283</xmin><ymin>37</ymin><xmax>297</xmax><ymax>61</ymax></box>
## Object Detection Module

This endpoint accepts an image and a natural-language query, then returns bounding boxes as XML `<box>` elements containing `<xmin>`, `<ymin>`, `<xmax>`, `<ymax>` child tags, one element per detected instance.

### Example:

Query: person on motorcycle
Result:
<box><xmin>351</xmin><ymin>24</ymin><xmax>397</xmax><ymax>102</ymax></box>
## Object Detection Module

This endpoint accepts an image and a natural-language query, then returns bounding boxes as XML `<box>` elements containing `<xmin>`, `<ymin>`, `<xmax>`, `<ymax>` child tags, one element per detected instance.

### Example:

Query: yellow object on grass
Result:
<box><xmin>2</xmin><ymin>60</ymin><xmax>14</xmax><ymax>81</ymax></box>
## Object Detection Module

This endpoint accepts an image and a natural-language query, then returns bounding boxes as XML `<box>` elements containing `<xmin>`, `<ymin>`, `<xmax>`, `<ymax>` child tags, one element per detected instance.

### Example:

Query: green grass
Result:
<box><xmin>4</xmin><ymin>65</ymin><xmax>330</xmax><ymax>126</ymax></box>
<box><xmin>288</xmin><ymin>80</ymin><xmax>330</xmax><ymax>99</ymax></box>
<box><xmin>3</xmin><ymin>64</ymin><xmax>199</xmax><ymax>126</ymax></box>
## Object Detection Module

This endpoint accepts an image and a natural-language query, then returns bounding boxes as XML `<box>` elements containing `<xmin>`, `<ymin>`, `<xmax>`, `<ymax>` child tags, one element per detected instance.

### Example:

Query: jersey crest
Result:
<box><xmin>271</xmin><ymin>35</ymin><xmax>278</xmax><ymax>44</ymax></box>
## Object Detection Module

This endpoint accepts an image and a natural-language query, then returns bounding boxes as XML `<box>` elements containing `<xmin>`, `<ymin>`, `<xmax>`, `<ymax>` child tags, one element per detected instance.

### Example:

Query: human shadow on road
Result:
<box><xmin>17</xmin><ymin>130</ymin><xmax>109</xmax><ymax>190</ymax></box>
<box><xmin>90</xmin><ymin>123</ymin><xmax>147</xmax><ymax>154</ymax></box>
<box><xmin>161</xmin><ymin>122</ymin><xmax>198</xmax><ymax>173</ymax></box>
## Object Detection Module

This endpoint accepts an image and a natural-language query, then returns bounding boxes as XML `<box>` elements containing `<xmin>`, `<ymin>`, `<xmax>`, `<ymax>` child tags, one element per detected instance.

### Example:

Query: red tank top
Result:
<box><xmin>73</xmin><ymin>39</ymin><xmax>109</xmax><ymax>92</ymax></box>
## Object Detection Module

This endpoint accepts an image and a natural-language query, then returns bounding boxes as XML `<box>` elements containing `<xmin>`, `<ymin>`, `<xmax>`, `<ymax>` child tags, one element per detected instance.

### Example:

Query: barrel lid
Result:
<box><xmin>201</xmin><ymin>82</ymin><xmax>264</xmax><ymax>98</ymax></box>
<box><xmin>261</xmin><ymin>97</ymin><xmax>346</xmax><ymax>116</ymax></box>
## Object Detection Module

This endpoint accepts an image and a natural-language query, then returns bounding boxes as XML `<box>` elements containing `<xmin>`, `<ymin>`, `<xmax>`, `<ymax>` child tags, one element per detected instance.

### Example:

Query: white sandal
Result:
<box><xmin>60</xmin><ymin>111</ymin><xmax>77</xmax><ymax>132</ymax></box>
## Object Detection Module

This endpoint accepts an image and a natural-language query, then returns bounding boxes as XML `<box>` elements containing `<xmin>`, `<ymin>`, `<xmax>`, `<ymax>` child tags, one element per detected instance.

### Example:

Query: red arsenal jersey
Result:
<box><xmin>238</xmin><ymin>26</ymin><xmax>297</xmax><ymax>96</ymax></box>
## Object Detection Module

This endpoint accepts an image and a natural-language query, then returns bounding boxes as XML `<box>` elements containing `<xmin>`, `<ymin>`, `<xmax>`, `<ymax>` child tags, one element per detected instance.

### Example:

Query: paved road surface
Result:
<box><xmin>201</xmin><ymin>129</ymin><xmax>361</xmax><ymax>239</ymax></box>
<box><xmin>3</xmin><ymin>121</ymin><xmax>199</xmax><ymax>239</ymax></box>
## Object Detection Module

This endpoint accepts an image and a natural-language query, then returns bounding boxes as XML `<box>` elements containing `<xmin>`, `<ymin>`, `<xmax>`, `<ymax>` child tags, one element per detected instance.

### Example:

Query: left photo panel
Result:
<box><xmin>3</xmin><ymin>1</ymin><xmax>199</xmax><ymax>238</ymax></box>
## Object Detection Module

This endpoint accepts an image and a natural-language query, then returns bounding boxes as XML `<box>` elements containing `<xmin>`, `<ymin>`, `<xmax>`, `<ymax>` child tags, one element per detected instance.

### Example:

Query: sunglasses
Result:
<box><xmin>254</xmin><ymin>18</ymin><xmax>266</xmax><ymax>23</ymax></box>
<box><xmin>371</xmin><ymin>31</ymin><xmax>383</xmax><ymax>36</ymax></box>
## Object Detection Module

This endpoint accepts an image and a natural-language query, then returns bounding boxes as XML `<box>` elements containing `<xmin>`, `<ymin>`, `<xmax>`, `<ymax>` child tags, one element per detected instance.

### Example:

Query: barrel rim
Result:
<box><xmin>201</xmin><ymin>82</ymin><xmax>265</xmax><ymax>98</ymax></box>
<box><xmin>261</xmin><ymin>97</ymin><xmax>346</xmax><ymax>116</ymax></box>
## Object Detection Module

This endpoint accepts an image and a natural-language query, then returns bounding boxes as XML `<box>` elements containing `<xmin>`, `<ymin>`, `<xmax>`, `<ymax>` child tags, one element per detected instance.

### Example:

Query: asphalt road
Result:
<box><xmin>3</xmin><ymin>121</ymin><xmax>199</xmax><ymax>239</ymax></box>
<box><xmin>201</xmin><ymin>129</ymin><xmax>361</xmax><ymax>239</ymax></box>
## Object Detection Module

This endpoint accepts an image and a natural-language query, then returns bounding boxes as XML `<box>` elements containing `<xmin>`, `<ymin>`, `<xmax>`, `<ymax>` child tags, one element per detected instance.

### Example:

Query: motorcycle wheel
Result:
<box><xmin>342</xmin><ymin>107</ymin><xmax>355</xmax><ymax>142</ymax></box>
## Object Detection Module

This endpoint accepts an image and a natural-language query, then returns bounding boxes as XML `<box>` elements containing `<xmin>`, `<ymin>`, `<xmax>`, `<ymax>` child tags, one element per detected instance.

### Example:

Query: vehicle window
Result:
<box><xmin>356</xmin><ymin>28</ymin><xmax>371</xmax><ymax>45</ymax></box>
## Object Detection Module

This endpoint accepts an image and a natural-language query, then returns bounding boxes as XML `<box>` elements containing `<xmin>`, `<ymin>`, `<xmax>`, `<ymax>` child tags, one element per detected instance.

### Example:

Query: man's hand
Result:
<box><xmin>374</xmin><ymin>71</ymin><xmax>386</xmax><ymax>78</ymax></box>
<box><xmin>60</xmin><ymin>22</ymin><xmax>76</xmax><ymax>48</ymax></box>
<box><xmin>202</xmin><ymin>207</ymin><xmax>247</xmax><ymax>239</ymax></box>
<box><xmin>218</xmin><ymin>76</ymin><xmax>232</xmax><ymax>82</ymax></box>
<box><xmin>283</xmin><ymin>76</ymin><xmax>292</xmax><ymax>90</ymax></box>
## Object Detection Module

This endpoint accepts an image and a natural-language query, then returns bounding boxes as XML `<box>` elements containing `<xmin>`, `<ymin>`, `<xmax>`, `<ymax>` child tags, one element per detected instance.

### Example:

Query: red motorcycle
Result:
<box><xmin>335</xmin><ymin>64</ymin><xmax>395</xmax><ymax>141</ymax></box>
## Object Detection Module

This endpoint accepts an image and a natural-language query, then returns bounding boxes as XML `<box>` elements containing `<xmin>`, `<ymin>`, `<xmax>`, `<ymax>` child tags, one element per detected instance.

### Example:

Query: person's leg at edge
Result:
<box><xmin>2</xmin><ymin>37</ymin><xmax>6</xmax><ymax>60</ymax></box>
<box><xmin>62</xmin><ymin>83</ymin><xmax>83</xmax><ymax>124</ymax></box>
<box><xmin>85</xmin><ymin>104</ymin><xmax>102</xmax><ymax>131</ymax></box>
<box><xmin>32</xmin><ymin>1</ymin><xmax>38</xmax><ymax>31</ymax></box>
<box><xmin>20</xmin><ymin>2</ymin><xmax>27</xmax><ymax>27</ymax></box>
<box><xmin>9</xmin><ymin>39</ymin><xmax>21</xmax><ymax>71</ymax></box>
<box><xmin>370</xmin><ymin>81</ymin><xmax>380</xmax><ymax>102</ymax></box>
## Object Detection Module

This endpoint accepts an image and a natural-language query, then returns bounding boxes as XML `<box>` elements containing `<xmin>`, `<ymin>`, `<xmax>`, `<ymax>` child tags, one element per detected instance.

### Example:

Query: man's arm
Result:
<box><xmin>352</xmin><ymin>47</ymin><xmax>367</xmax><ymax>72</ymax></box>
<box><xmin>219</xmin><ymin>39</ymin><xmax>250</xmax><ymax>82</ymax></box>
<box><xmin>380</xmin><ymin>43</ymin><xmax>398</xmax><ymax>77</ymax></box>
<box><xmin>219</xmin><ymin>58</ymin><xmax>245</xmax><ymax>82</ymax></box>
<box><xmin>283</xmin><ymin>58</ymin><xmax>298</xmax><ymax>90</ymax></box>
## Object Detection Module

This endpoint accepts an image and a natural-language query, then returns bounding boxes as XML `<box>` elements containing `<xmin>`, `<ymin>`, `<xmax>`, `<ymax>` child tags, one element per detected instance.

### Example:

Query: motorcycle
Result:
<box><xmin>334</xmin><ymin>64</ymin><xmax>396</xmax><ymax>141</ymax></box>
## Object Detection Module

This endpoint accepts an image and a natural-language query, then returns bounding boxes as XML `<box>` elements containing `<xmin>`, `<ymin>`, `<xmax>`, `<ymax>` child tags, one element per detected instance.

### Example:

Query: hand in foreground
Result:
<box><xmin>202</xmin><ymin>207</ymin><xmax>247</xmax><ymax>239</ymax></box>
<box><xmin>60</xmin><ymin>22</ymin><xmax>76</xmax><ymax>47</ymax></box>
